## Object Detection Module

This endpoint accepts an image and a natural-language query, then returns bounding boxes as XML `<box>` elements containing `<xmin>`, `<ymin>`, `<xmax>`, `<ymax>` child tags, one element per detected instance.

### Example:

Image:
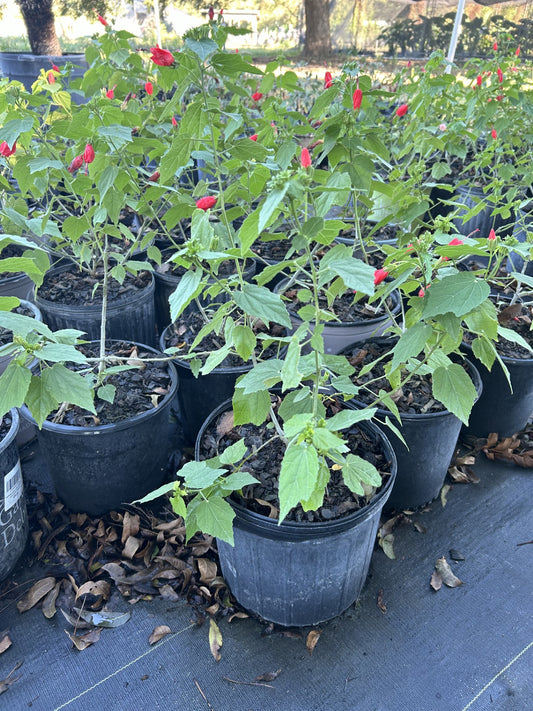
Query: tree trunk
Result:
<box><xmin>303</xmin><ymin>0</ymin><xmax>332</xmax><ymax>57</ymax></box>
<box><xmin>16</xmin><ymin>0</ymin><xmax>62</xmax><ymax>55</ymax></box>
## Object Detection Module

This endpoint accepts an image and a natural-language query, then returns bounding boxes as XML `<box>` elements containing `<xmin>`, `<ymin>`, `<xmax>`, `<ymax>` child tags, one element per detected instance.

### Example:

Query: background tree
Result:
<box><xmin>303</xmin><ymin>0</ymin><xmax>332</xmax><ymax>56</ymax></box>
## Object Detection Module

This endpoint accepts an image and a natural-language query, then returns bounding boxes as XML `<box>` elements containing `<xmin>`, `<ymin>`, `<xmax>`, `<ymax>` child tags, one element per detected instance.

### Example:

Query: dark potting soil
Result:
<box><xmin>156</xmin><ymin>251</ymin><xmax>253</xmax><ymax>279</ymax></box>
<box><xmin>0</xmin><ymin>303</ymin><xmax>35</xmax><ymax>346</ymax></box>
<box><xmin>163</xmin><ymin>310</ymin><xmax>285</xmax><ymax>368</ymax></box>
<box><xmin>345</xmin><ymin>339</ymin><xmax>451</xmax><ymax>415</ymax></box>
<box><xmin>464</xmin><ymin>301</ymin><xmax>533</xmax><ymax>360</ymax></box>
<box><xmin>283</xmin><ymin>286</ymin><xmax>395</xmax><ymax>323</ymax></box>
<box><xmin>46</xmin><ymin>341</ymin><xmax>172</xmax><ymax>427</ymax></box>
<box><xmin>337</xmin><ymin>223</ymin><xmax>399</xmax><ymax>243</ymax></box>
<box><xmin>252</xmin><ymin>237</ymin><xmax>302</xmax><ymax>262</ymax></box>
<box><xmin>198</xmin><ymin>396</ymin><xmax>393</xmax><ymax>523</ymax></box>
<box><xmin>38</xmin><ymin>265</ymin><xmax>152</xmax><ymax>307</ymax></box>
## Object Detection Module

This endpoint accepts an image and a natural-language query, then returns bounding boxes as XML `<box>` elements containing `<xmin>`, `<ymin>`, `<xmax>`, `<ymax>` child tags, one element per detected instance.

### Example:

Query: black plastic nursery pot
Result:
<box><xmin>20</xmin><ymin>343</ymin><xmax>179</xmax><ymax>516</ymax></box>
<box><xmin>0</xmin><ymin>270</ymin><xmax>36</xmax><ymax>302</ymax></box>
<box><xmin>0</xmin><ymin>52</ymin><xmax>89</xmax><ymax>101</ymax></box>
<box><xmin>506</xmin><ymin>205</ymin><xmax>533</xmax><ymax>277</ymax></box>
<box><xmin>452</xmin><ymin>184</ymin><xmax>516</xmax><ymax>244</ymax></box>
<box><xmin>461</xmin><ymin>340</ymin><xmax>533</xmax><ymax>438</ymax></box>
<box><xmin>0</xmin><ymin>410</ymin><xmax>29</xmax><ymax>581</ymax></box>
<box><xmin>342</xmin><ymin>339</ymin><xmax>483</xmax><ymax>511</ymax></box>
<box><xmin>195</xmin><ymin>401</ymin><xmax>397</xmax><ymax>627</ymax></box>
<box><xmin>36</xmin><ymin>265</ymin><xmax>157</xmax><ymax>346</ymax></box>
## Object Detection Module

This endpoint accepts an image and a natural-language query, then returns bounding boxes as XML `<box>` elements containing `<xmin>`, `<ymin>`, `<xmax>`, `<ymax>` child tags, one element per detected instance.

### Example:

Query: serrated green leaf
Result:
<box><xmin>25</xmin><ymin>374</ymin><xmax>60</xmax><ymax>428</ymax></box>
<box><xmin>432</xmin><ymin>362</ymin><xmax>478</xmax><ymax>424</ymax></box>
<box><xmin>0</xmin><ymin>361</ymin><xmax>31</xmax><ymax>417</ymax></box>
<box><xmin>97</xmin><ymin>384</ymin><xmax>116</xmax><ymax>404</ymax></box>
<box><xmin>325</xmin><ymin>408</ymin><xmax>376</xmax><ymax>431</ymax></box>
<box><xmin>258</xmin><ymin>186</ymin><xmax>289</xmax><ymax>233</ymax></box>
<box><xmin>471</xmin><ymin>336</ymin><xmax>496</xmax><ymax>370</ymax></box>
<box><xmin>169</xmin><ymin>270</ymin><xmax>203</xmax><ymax>322</ymax></box>
<box><xmin>37</xmin><ymin>343</ymin><xmax>88</xmax><ymax>364</ymax></box>
<box><xmin>280</xmin><ymin>337</ymin><xmax>301</xmax><ymax>391</ymax></box>
<box><xmin>278</xmin><ymin>442</ymin><xmax>319</xmax><ymax>522</ymax></box>
<box><xmin>219</xmin><ymin>470</ymin><xmax>257</xmax><ymax>492</ymax></box>
<box><xmin>186</xmin><ymin>496</ymin><xmax>235</xmax><ymax>544</ymax></box>
<box><xmin>232</xmin><ymin>325</ymin><xmax>255</xmax><ymax>362</ymax></box>
<box><xmin>312</xmin><ymin>426</ymin><xmax>347</xmax><ymax>453</ymax></box>
<box><xmin>300</xmin><ymin>461</ymin><xmax>329</xmax><ymax>511</ymax></box>
<box><xmin>180</xmin><ymin>460</ymin><xmax>226</xmax><ymax>488</ymax></box>
<box><xmin>421</xmin><ymin>273</ymin><xmax>490</xmax><ymax>319</ymax></box>
<box><xmin>42</xmin><ymin>364</ymin><xmax>96</xmax><ymax>415</ymax></box>
<box><xmin>232</xmin><ymin>386</ymin><xmax>271</xmax><ymax>425</ymax></box>
<box><xmin>218</xmin><ymin>438</ymin><xmax>247</xmax><ymax>465</ymax></box>
<box><xmin>233</xmin><ymin>283</ymin><xmax>291</xmax><ymax>328</ymax></box>
<box><xmin>390</xmin><ymin>324</ymin><xmax>431</xmax><ymax>372</ymax></box>
<box><xmin>343</xmin><ymin>453</ymin><xmax>381</xmax><ymax>494</ymax></box>
<box><xmin>184</xmin><ymin>37</ymin><xmax>218</xmax><ymax>61</ymax></box>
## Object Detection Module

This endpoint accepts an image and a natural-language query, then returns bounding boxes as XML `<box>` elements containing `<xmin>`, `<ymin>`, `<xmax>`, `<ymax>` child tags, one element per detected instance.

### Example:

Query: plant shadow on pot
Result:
<box><xmin>195</xmin><ymin>398</ymin><xmax>397</xmax><ymax>627</ymax></box>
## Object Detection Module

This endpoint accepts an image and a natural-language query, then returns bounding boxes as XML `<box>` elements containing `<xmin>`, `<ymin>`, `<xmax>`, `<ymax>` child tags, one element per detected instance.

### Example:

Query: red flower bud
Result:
<box><xmin>493</xmin><ymin>42</ymin><xmax>498</xmax><ymax>51</ymax></box>
<box><xmin>0</xmin><ymin>141</ymin><xmax>16</xmax><ymax>157</ymax></box>
<box><xmin>476</xmin><ymin>75</ymin><xmax>482</xmax><ymax>87</ymax></box>
<box><xmin>83</xmin><ymin>144</ymin><xmax>95</xmax><ymax>164</ymax></box>
<box><xmin>67</xmin><ymin>155</ymin><xmax>83</xmax><ymax>173</ymax></box>
<box><xmin>488</xmin><ymin>228</ymin><xmax>496</xmax><ymax>241</ymax></box>
<box><xmin>105</xmin><ymin>85</ymin><xmax>116</xmax><ymax>99</ymax></box>
<box><xmin>51</xmin><ymin>64</ymin><xmax>60</xmax><ymax>72</ymax></box>
<box><xmin>418</xmin><ymin>287</ymin><xmax>425</xmax><ymax>298</ymax></box>
<box><xmin>496</xmin><ymin>95</ymin><xmax>504</xmax><ymax>101</ymax></box>
<box><xmin>150</xmin><ymin>46</ymin><xmax>174</xmax><ymax>67</ymax></box>
<box><xmin>251</xmin><ymin>92</ymin><xmax>263</xmax><ymax>102</ymax></box>
<box><xmin>373</xmin><ymin>268</ymin><xmax>389</xmax><ymax>286</ymax></box>
<box><xmin>300</xmin><ymin>147</ymin><xmax>311</xmax><ymax>169</ymax></box>
<box><xmin>516</xmin><ymin>46</ymin><xmax>521</xmax><ymax>57</ymax></box>
<box><xmin>97</xmin><ymin>13</ymin><xmax>108</xmax><ymax>26</ymax></box>
<box><xmin>249</xmin><ymin>134</ymin><xmax>258</xmax><ymax>141</ymax></box>
<box><xmin>396</xmin><ymin>104</ymin><xmax>408</xmax><ymax>117</ymax></box>
<box><xmin>145</xmin><ymin>81</ymin><xmax>154</xmax><ymax>96</ymax></box>
<box><xmin>324</xmin><ymin>71</ymin><xmax>333</xmax><ymax>89</ymax></box>
<box><xmin>47</xmin><ymin>70</ymin><xmax>55</xmax><ymax>84</ymax></box>
<box><xmin>208</xmin><ymin>5</ymin><xmax>214</xmax><ymax>20</ymax></box>
<box><xmin>172</xmin><ymin>116</ymin><xmax>178</xmax><ymax>127</ymax></box>
<box><xmin>497</xmin><ymin>67</ymin><xmax>503</xmax><ymax>83</ymax></box>
<box><xmin>148</xmin><ymin>170</ymin><xmax>160</xmax><ymax>182</ymax></box>
<box><xmin>491</xmin><ymin>127</ymin><xmax>497</xmax><ymax>139</ymax></box>
<box><xmin>448</xmin><ymin>237</ymin><xmax>463</xmax><ymax>246</ymax></box>
<box><xmin>352</xmin><ymin>88</ymin><xmax>363</xmax><ymax>110</ymax></box>
<box><xmin>196</xmin><ymin>196</ymin><xmax>217</xmax><ymax>211</ymax></box>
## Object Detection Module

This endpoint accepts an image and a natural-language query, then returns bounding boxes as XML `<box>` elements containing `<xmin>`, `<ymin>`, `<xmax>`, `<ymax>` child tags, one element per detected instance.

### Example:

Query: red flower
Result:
<box><xmin>476</xmin><ymin>75</ymin><xmax>482</xmax><ymax>87</ymax></box>
<box><xmin>47</xmin><ymin>70</ymin><xmax>55</xmax><ymax>84</ymax></box>
<box><xmin>0</xmin><ymin>141</ymin><xmax>16</xmax><ymax>157</ymax></box>
<box><xmin>97</xmin><ymin>13</ymin><xmax>108</xmax><ymax>26</ymax></box>
<box><xmin>491</xmin><ymin>127</ymin><xmax>498</xmax><ymax>139</ymax></box>
<box><xmin>150</xmin><ymin>46</ymin><xmax>174</xmax><ymax>67</ymax></box>
<box><xmin>83</xmin><ymin>144</ymin><xmax>95</xmax><ymax>164</ymax></box>
<box><xmin>251</xmin><ymin>92</ymin><xmax>263</xmax><ymax>102</ymax></box>
<box><xmin>448</xmin><ymin>237</ymin><xmax>463</xmax><ymax>246</ymax></box>
<box><xmin>488</xmin><ymin>228</ymin><xmax>496</xmax><ymax>241</ymax></box>
<box><xmin>496</xmin><ymin>95</ymin><xmax>504</xmax><ymax>101</ymax></box>
<box><xmin>373</xmin><ymin>268</ymin><xmax>389</xmax><ymax>286</ymax></box>
<box><xmin>493</xmin><ymin>42</ymin><xmax>498</xmax><ymax>50</ymax></box>
<box><xmin>418</xmin><ymin>287</ymin><xmax>425</xmax><ymax>297</ymax></box>
<box><xmin>105</xmin><ymin>85</ymin><xmax>116</xmax><ymax>99</ymax></box>
<box><xmin>172</xmin><ymin>116</ymin><xmax>178</xmax><ymax>127</ymax></box>
<box><xmin>300</xmin><ymin>147</ymin><xmax>311</xmax><ymax>169</ymax></box>
<box><xmin>516</xmin><ymin>46</ymin><xmax>521</xmax><ymax>57</ymax></box>
<box><xmin>196</xmin><ymin>196</ymin><xmax>217</xmax><ymax>211</ymax></box>
<box><xmin>67</xmin><ymin>155</ymin><xmax>83</xmax><ymax>173</ymax></box>
<box><xmin>208</xmin><ymin>5</ymin><xmax>214</xmax><ymax>20</ymax></box>
<box><xmin>497</xmin><ymin>67</ymin><xmax>503</xmax><ymax>83</ymax></box>
<box><xmin>249</xmin><ymin>134</ymin><xmax>258</xmax><ymax>141</ymax></box>
<box><xmin>145</xmin><ymin>81</ymin><xmax>154</xmax><ymax>96</ymax></box>
<box><xmin>148</xmin><ymin>170</ymin><xmax>160</xmax><ymax>182</ymax></box>
<box><xmin>51</xmin><ymin>63</ymin><xmax>60</xmax><ymax>72</ymax></box>
<box><xmin>396</xmin><ymin>104</ymin><xmax>408</xmax><ymax>117</ymax></box>
<box><xmin>352</xmin><ymin>88</ymin><xmax>363</xmax><ymax>110</ymax></box>
<box><xmin>324</xmin><ymin>71</ymin><xmax>333</xmax><ymax>89</ymax></box>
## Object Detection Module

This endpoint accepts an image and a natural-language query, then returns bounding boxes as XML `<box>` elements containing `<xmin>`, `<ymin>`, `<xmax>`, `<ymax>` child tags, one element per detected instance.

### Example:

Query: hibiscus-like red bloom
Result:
<box><xmin>374</xmin><ymin>269</ymin><xmax>389</xmax><ymax>286</ymax></box>
<box><xmin>353</xmin><ymin>88</ymin><xmax>363</xmax><ymax>110</ymax></box>
<box><xmin>106</xmin><ymin>85</ymin><xmax>116</xmax><ymax>99</ymax></box>
<box><xmin>249</xmin><ymin>134</ymin><xmax>258</xmax><ymax>141</ymax></box>
<box><xmin>497</xmin><ymin>67</ymin><xmax>503</xmax><ymax>83</ymax></box>
<box><xmin>0</xmin><ymin>141</ymin><xmax>16</xmax><ymax>157</ymax></box>
<box><xmin>516</xmin><ymin>46</ymin><xmax>521</xmax><ymax>57</ymax></box>
<box><xmin>488</xmin><ymin>228</ymin><xmax>496</xmax><ymax>241</ymax></box>
<box><xmin>196</xmin><ymin>196</ymin><xmax>217</xmax><ymax>211</ymax></box>
<box><xmin>67</xmin><ymin>155</ymin><xmax>83</xmax><ymax>173</ymax></box>
<box><xmin>83</xmin><ymin>144</ymin><xmax>95</xmax><ymax>164</ymax></box>
<box><xmin>208</xmin><ymin>5</ymin><xmax>214</xmax><ymax>20</ymax></box>
<box><xmin>493</xmin><ymin>42</ymin><xmax>498</xmax><ymax>51</ymax></box>
<box><xmin>396</xmin><ymin>104</ymin><xmax>408</xmax><ymax>117</ymax></box>
<box><xmin>150</xmin><ymin>46</ymin><xmax>174</xmax><ymax>67</ymax></box>
<box><xmin>448</xmin><ymin>237</ymin><xmax>463</xmax><ymax>246</ymax></box>
<box><xmin>47</xmin><ymin>71</ymin><xmax>55</xmax><ymax>84</ymax></box>
<box><xmin>300</xmin><ymin>147</ymin><xmax>311</xmax><ymax>169</ymax></box>
<box><xmin>491</xmin><ymin>127</ymin><xmax>498</xmax><ymax>139</ymax></box>
<box><xmin>97</xmin><ymin>13</ymin><xmax>108</xmax><ymax>26</ymax></box>
<box><xmin>145</xmin><ymin>81</ymin><xmax>154</xmax><ymax>96</ymax></box>
<box><xmin>251</xmin><ymin>92</ymin><xmax>263</xmax><ymax>102</ymax></box>
<box><xmin>476</xmin><ymin>75</ymin><xmax>482</xmax><ymax>87</ymax></box>
<box><xmin>148</xmin><ymin>170</ymin><xmax>160</xmax><ymax>182</ymax></box>
<box><xmin>324</xmin><ymin>71</ymin><xmax>333</xmax><ymax>89</ymax></box>
<box><xmin>172</xmin><ymin>116</ymin><xmax>178</xmax><ymax>127</ymax></box>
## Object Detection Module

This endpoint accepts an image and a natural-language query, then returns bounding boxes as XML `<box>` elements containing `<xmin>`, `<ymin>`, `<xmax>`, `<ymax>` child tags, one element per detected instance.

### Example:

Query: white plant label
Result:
<box><xmin>4</xmin><ymin>461</ymin><xmax>23</xmax><ymax>511</ymax></box>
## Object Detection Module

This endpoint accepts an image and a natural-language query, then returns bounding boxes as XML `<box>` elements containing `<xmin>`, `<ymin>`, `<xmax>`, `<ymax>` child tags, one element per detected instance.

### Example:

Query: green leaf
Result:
<box><xmin>498</xmin><ymin>325</ymin><xmax>533</xmax><ymax>353</ymax></box>
<box><xmin>312</xmin><ymin>427</ymin><xmax>348</xmax><ymax>453</ymax></box>
<box><xmin>42</xmin><ymin>364</ymin><xmax>96</xmax><ymax>414</ymax></box>
<box><xmin>180</xmin><ymin>460</ymin><xmax>226</xmax><ymax>488</ymax></box>
<box><xmin>98</xmin><ymin>165</ymin><xmax>119</xmax><ymax>202</ymax></box>
<box><xmin>184</xmin><ymin>37</ymin><xmax>218</xmax><ymax>61</ymax></box>
<box><xmin>186</xmin><ymin>496</ymin><xmax>235</xmax><ymax>544</ymax></box>
<box><xmin>25</xmin><ymin>374</ymin><xmax>60</xmax><ymax>428</ymax></box>
<box><xmin>343</xmin><ymin>453</ymin><xmax>381</xmax><ymax>495</ymax></box>
<box><xmin>62</xmin><ymin>215</ymin><xmax>90</xmax><ymax>241</ymax></box>
<box><xmin>258</xmin><ymin>186</ymin><xmax>289</xmax><ymax>233</ymax></box>
<box><xmin>421</xmin><ymin>273</ymin><xmax>490</xmax><ymax>319</ymax></box>
<box><xmin>200</xmin><ymin>345</ymin><xmax>232</xmax><ymax>374</ymax></box>
<box><xmin>300</xmin><ymin>461</ymin><xmax>330</xmax><ymax>511</ymax></box>
<box><xmin>232</xmin><ymin>386</ymin><xmax>271</xmax><ymax>425</ymax></box>
<box><xmin>280</xmin><ymin>337</ymin><xmax>301</xmax><ymax>391</ymax></box>
<box><xmin>169</xmin><ymin>270</ymin><xmax>203</xmax><ymax>322</ymax></box>
<box><xmin>325</xmin><ymin>408</ymin><xmax>376</xmax><ymax>431</ymax></box>
<box><xmin>233</xmin><ymin>283</ymin><xmax>291</xmax><ymax>328</ymax></box>
<box><xmin>0</xmin><ymin>312</ymin><xmax>52</xmax><ymax>339</ymax></box>
<box><xmin>283</xmin><ymin>413</ymin><xmax>313</xmax><ymax>439</ymax></box>
<box><xmin>37</xmin><ymin>343</ymin><xmax>88</xmax><ymax>364</ymax></box>
<box><xmin>133</xmin><ymin>481</ymin><xmax>176</xmax><ymax>504</ymax></box>
<box><xmin>471</xmin><ymin>337</ymin><xmax>496</xmax><ymax>371</ymax></box>
<box><xmin>0</xmin><ymin>117</ymin><xmax>34</xmax><ymax>147</ymax></box>
<box><xmin>232</xmin><ymin>325</ymin><xmax>255</xmax><ymax>362</ymax></box>
<box><xmin>278</xmin><ymin>442</ymin><xmax>319</xmax><ymax>522</ymax></box>
<box><xmin>219</xmin><ymin>470</ymin><xmax>257</xmax><ymax>492</ymax></box>
<box><xmin>390</xmin><ymin>323</ymin><xmax>432</xmax><ymax>372</ymax></box>
<box><xmin>319</xmin><ymin>245</ymin><xmax>376</xmax><ymax>295</ymax></box>
<box><xmin>97</xmin><ymin>384</ymin><xmax>116</xmax><ymax>404</ymax></box>
<box><xmin>97</xmin><ymin>125</ymin><xmax>134</xmax><ymax>148</ymax></box>
<box><xmin>218</xmin><ymin>438</ymin><xmax>248</xmax><ymax>465</ymax></box>
<box><xmin>464</xmin><ymin>299</ymin><xmax>498</xmax><ymax>340</ymax></box>
<box><xmin>0</xmin><ymin>361</ymin><xmax>31</xmax><ymax>417</ymax></box>
<box><xmin>432</xmin><ymin>362</ymin><xmax>478</xmax><ymax>424</ymax></box>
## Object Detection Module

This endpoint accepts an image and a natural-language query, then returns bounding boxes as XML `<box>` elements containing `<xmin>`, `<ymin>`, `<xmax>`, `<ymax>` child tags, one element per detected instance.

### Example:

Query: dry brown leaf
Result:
<box><xmin>254</xmin><ymin>498</ymin><xmax>279</xmax><ymax>519</ymax></box>
<box><xmin>440</xmin><ymin>484</ymin><xmax>451</xmax><ymax>507</ymax></box>
<box><xmin>197</xmin><ymin>558</ymin><xmax>217</xmax><ymax>585</ymax></box>
<box><xmin>256</xmin><ymin>669</ymin><xmax>282</xmax><ymax>682</ymax></box>
<box><xmin>379</xmin><ymin>533</ymin><xmax>395</xmax><ymax>560</ymax></box>
<box><xmin>377</xmin><ymin>589</ymin><xmax>387</xmax><ymax>614</ymax></box>
<box><xmin>66</xmin><ymin>627</ymin><xmax>101</xmax><ymax>651</ymax></box>
<box><xmin>430</xmin><ymin>570</ymin><xmax>442</xmax><ymax>591</ymax></box>
<box><xmin>228</xmin><ymin>611</ymin><xmax>249</xmax><ymax>623</ymax></box>
<box><xmin>0</xmin><ymin>632</ymin><xmax>12</xmax><ymax>654</ymax></box>
<box><xmin>216</xmin><ymin>411</ymin><xmax>234</xmax><ymax>436</ymax></box>
<box><xmin>121</xmin><ymin>512</ymin><xmax>140</xmax><ymax>544</ymax></box>
<box><xmin>413</xmin><ymin>521</ymin><xmax>427</xmax><ymax>534</ymax></box>
<box><xmin>123</xmin><ymin>536</ymin><xmax>141</xmax><ymax>560</ymax></box>
<box><xmin>42</xmin><ymin>581</ymin><xmax>62</xmax><ymax>619</ymax></box>
<box><xmin>209</xmin><ymin>619</ymin><xmax>223</xmax><ymax>662</ymax></box>
<box><xmin>75</xmin><ymin>580</ymin><xmax>111</xmax><ymax>602</ymax></box>
<box><xmin>448</xmin><ymin>466</ymin><xmax>480</xmax><ymax>484</ymax></box>
<box><xmin>59</xmin><ymin>608</ymin><xmax>94</xmax><ymax>630</ymax></box>
<box><xmin>17</xmin><ymin>577</ymin><xmax>57</xmax><ymax>613</ymax></box>
<box><xmin>149</xmin><ymin>625</ymin><xmax>172</xmax><ymax>645</ymax></box>
<box><xmin>306</xmin><ymin>629</ymin><xmax>321</xmax><ymax>655</ymax></box>
<box><xmin>435</xmin><ymin>556</ymin><xmax>463</xmax><ymax>588</ymax></box>
<box><xmin>158</xmin><ymin>584</ymin><xmax>180</xmax><ymax>602</ymax></box>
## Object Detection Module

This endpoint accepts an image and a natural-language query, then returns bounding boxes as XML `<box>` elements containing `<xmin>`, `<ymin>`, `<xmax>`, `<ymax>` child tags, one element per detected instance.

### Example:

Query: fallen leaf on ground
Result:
<box><xmin>197</xmin><ymin>558</ymin><xmax>217</xmax><ymax>584</ymax></box>
<box><xmin>379</xmin><ymin>532</ymin><xmax>396</xmax><ymax>560</ymax></box>
<box><xmin>440</xmin><ymin>484</ymin><xmax>451</xmax><ymax>507</ymax></box>
<box><xmin>209</xmin><ymin>618</ymin><xmax>222</xmax><ymax>662</ymax></box>
<box><xmin>149</xmin><ymin>625</ymin><xmax>172</xmax><ymax>645</ymax></box>
<box><xmin>216</xmin><ymin>411</ymin><xmax>234</xmax><ymax>436</ymax></box>
<box><xmin>17</xmin><ymin>577</ymin><xmax>57</xmax><ymax>613</ymax></box>
<box><xmin>377</xmin><ymin>589</ymin><xmax>387</xmax><ymax>614</ymax></box>
<box><xmin>306</xmin><ymin>629</ymin><xmax>321</xmax><ymax>655</ymax></box>
<box><xmin>448</xmin><ymin>466</ymin><xmax>480</xmax><ymax>484</ymax></box>
<box><xmin>228</xmin><ymin>611</ymin><xmax>249</xmax><ymax>623</ymax></box>
<box><xmin>0</xmin><ymin>660</ymin><xmax>22</xmax><ymax>694</ymax></box>
<box><xmin>75</xmin><ymin>580</ymin><xmax>111</xmax><ymax>603</ymax></box>
<box><xmin>434</xmin><ymin>556</ymin><xmax>463</xmax><ymax>588</ymax></box>
<box><xmin>73</xmin><ymin>608</ymin><xmax>132</xmax><ymax>628</ymax></box>
<box><xmin>0</xmin><ymin>632</ymin><xmax>12</xmax><ymax>654</ymax></box>
<box><xmin>430</xmin><ymin>570</ymin><xmax>442</xmax><ymax>591</ymax></box>
<box><xmin>42</xmin><ymin>581</ymin><xmax>62</xmax><ymax>619</ymax></box>
<box><xmin>121</xmin><ymin>512</ymin><xmax>140</xmax><ymax>544</ymax></box>
<box><xmin>256</xmin><ymin>669</ymin><xmax>282</xmax><ymax>682</ymax></box>
<box><xmin>66</xmin><ymin>627</ymin><xmax>101</xmax><ymax>650</ymax></box>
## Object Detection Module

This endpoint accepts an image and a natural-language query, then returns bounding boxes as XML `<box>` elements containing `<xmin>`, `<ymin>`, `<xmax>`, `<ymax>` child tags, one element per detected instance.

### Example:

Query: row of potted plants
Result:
<box><xmin>0</xmin><ymin>18</ymin><xmax>532</xmax><ymax>625</ymax></box>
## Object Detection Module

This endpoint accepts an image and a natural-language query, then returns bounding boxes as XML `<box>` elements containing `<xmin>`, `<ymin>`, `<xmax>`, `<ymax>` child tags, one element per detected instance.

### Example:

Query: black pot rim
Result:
<box><xmin>20</xmin><ymin>340</ymin><xmax>178</xmax><ymax>435</ymax></box>
<box><xmin>462</xmin><ymin>337</ymin><xmax>533</xmax><ymax>366</ymax></box>
<box><xmin>194</xmin><ymin>397</ymin><xmax>398</xmax><ymax>540</ymax></box>
<box><xmin>0</xmin><ymin>408</ymin><xmax>19</xmax><ymax>451</ymax></box>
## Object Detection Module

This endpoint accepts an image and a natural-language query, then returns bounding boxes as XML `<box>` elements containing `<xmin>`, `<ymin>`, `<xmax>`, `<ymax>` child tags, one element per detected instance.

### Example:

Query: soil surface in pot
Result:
<box><xmin>284</xmin><ymin>285</ymin><xmax>396</xmax><ymax>323</ymax></box>
<box><xmin>0</xmin><ymin>303</ymin><xmax>35</xmax><ymax>346</ymax></box>
<box><xmin>156</xmin><ymin>251</ymin><xmax>253</xmax><ymax>279</ymax></box>
<box><xmin>346</xmin><ymin>339</ymin><xmax>456</xmax><ymax>415</ymax></box>
<box><xmin>163</xmin><ymin>310</ymin><xmax>285</xmax><ymax>368</ymax></box>
<box><xmin>46</xmin><ymin>341</ymin><xmax>172</xmax><ymax>427</ymax></box>
<box><xmin>38</xmin><ymin>265</ymin><xmax>151</xmax><ymax>307</ymax></box>
<box><xmin>464</xmin><ymin>301</ymin><xmax>533</xmax><ymax>360</ymax></box>
<box><xmin>337</xmin><ymin>223</ymin><xmax>399</xmax><ymax>243</ymax></box>
<box><xmin>199</xmin><ymin>396</ymin><xmax>394</xmax><ymax>524</ymax></box>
